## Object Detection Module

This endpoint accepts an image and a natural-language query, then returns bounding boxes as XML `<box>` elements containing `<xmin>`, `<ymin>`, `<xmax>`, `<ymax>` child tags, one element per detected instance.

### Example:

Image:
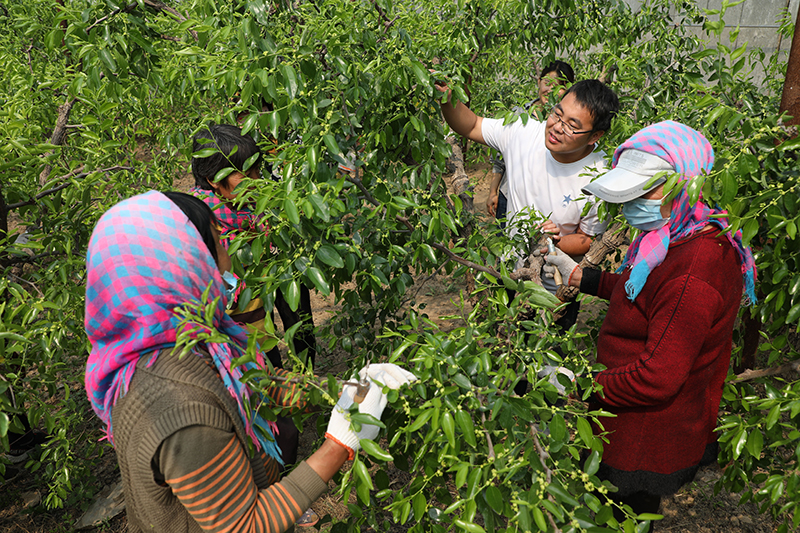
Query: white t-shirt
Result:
<box><xmin>482</xmin><ymin>117</ymin><xmax>607</xmax><ymax>237</ymax></box>
<box><xmin>482</xmin><ymin>117</ymin><xmax>608</xmax><ymax>289</ymax></box>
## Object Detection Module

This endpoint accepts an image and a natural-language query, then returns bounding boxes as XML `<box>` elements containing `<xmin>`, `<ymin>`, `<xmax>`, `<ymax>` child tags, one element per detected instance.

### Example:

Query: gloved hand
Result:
<box><xmin>538</xmin><ymin>365</ymin><xmax>575</xmax><ymax>395</ymax></box>
<box><xmin>325</xmin><ymin>364</ymin><xmax>417</xmax><ymax>459</ymax></box>
<box><xmin>543</xmin><ymin>248</ymin><xmax>580</xmax><ymax>286</ymax></box>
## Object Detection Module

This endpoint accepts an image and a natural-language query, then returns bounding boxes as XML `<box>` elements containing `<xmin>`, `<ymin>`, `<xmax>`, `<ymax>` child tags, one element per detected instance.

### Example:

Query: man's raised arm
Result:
<box><xmin>436</xmin><ymin>83</ymin><xmax>486</xmax><ymax>145</ymax></box>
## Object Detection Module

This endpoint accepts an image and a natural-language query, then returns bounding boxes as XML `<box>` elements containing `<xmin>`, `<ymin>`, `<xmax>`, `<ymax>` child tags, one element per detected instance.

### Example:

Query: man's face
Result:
<box><xmin>544</xmin><ymin>92</ymin><xmax>604</xmax><ymax>162</ymax></box>
<box><xmin>208</xmin><ymin>167</ymin><xmax>260</xmax><ymax>201</ymax></box>
<box><xmin>538</xmin><ymin>71</ymin><xmax>564</xmax><ymax>103</ymax></box>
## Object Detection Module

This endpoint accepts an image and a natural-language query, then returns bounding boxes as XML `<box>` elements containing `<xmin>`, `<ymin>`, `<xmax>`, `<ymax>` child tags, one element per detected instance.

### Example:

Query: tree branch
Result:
<box><xmin>38</xmin><ymin>96</ymin><xmax>78</xmax><ymax>187</ymax></box>
<box><xmin>1</xmin><ymin>251</ymin><xmax>62</xmax><ymax>267</ymax></box>
<box><xmin>86</xmin><ymin>0</ymin><xmax>198</xmax><ymax>41</ymax></box>
<box><xmin>345</xmin><ymin>173</ymin><xmax>501</xmax><ymax>280</ymax></box>
<box><xmin>86</xmin><ymin>2</ymin><xmax>138</xmax><ymax>33</ymax></box>
<box><xmin>431</xmin><ymin>242</ymin><xmax>499</xmax><ymax>278</ymax></box>
<box><xmin>346</xmin><ymin>171</ymin><xmax>382</xmax><ymax>209</ymax></box>
<box><xmin>732</xmin><ymin>360</ymin><xmax>800</xmax><ymax>383</ymax></box>
<box><xmin>478</xmin><ymin>394</ymin><xmax>495</xmax><ymax>460</ymax></box>
<box><xmin>9</xmin><ymin>166</ymin><xmax>132</xmax><ymax>211</ymax></box>
<box><xmin>530</xmin><ymin>424</ymin><xmax>562</xmax><ymax>533</ymax></box>
<box><xmin>153</xmin><ymin>1</ymin><xmax>199</xmax><ymax>41</ymax></box>
<box><xmin>25</xmin><ymin>41</ymin><xmax>34</xmax><ymax>76</ymax></box>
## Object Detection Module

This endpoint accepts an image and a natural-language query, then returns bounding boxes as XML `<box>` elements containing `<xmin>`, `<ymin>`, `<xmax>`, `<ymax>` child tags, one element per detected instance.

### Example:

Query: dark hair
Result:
<box><xmin>163</xmin><ymin>191</ymin><xmax>220</xmax><ymax>263</ymax></box>
<box><xmin>191</xmin><ymin>124</ymin><xmax>261</xmax><ymax>190</ymax></box>
<box><xmin>562</xmin><ymin>79</ymin><xmax>619</xmax><ymax>133</ymax></box>
<box><xmin>540</xmin><ymin>60</ymin><xmax>575</xmax><ymax>85</ymax></box>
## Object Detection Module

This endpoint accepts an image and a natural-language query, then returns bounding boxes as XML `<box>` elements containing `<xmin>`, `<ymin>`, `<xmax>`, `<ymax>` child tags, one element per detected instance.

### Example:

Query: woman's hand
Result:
<box><xmin>324</xmin><ymin>364</ymin><xmax>417</xmax><ymax>460</ymax></box>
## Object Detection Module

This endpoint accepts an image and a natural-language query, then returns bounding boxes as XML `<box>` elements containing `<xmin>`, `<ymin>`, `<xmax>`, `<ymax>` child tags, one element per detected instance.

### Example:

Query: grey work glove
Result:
<box><xmin>543</xmin><ymin>248</ymin><xmax>580</xmax><ymax>286</ymax></box>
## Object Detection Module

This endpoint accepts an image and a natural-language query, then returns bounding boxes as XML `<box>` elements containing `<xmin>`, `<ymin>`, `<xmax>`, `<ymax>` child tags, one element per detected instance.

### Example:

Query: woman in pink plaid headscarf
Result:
<box><xmin>83</xmin><ymin>190</ymin><xmax>414</xmax><ymax>533</ymax></box>
<box><xmin>544</xmin><ymin>121</ymin><xmax>756</xmax><ymax>529</ymax></box>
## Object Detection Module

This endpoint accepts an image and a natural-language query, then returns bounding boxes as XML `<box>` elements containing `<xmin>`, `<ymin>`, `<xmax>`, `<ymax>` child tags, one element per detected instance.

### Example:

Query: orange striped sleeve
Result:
<box><xmin>262</xmin><ymin>369</ymin><xmax>309</xmax><ymax>412</ymax></box>
<box><xmin>158</xmin><ymin>425</ymin><xmax>328</xmax><ymax>532</ymax></box>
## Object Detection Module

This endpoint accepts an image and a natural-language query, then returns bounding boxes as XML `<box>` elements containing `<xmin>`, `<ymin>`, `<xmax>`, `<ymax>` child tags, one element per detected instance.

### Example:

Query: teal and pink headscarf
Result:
<box><xmin>84</xmin><ymin>190</ymin><xmax>282</xmax><ymax>462</ymax></box>
<box><xmin>190</xmin><ymin>187</ymin><xmax>262</xmax><ymax>249</ymax></box>
<box><xmin>616</xmin><ymin>121</ymin><xmax>757</xmax><ymax>304</ymax></box>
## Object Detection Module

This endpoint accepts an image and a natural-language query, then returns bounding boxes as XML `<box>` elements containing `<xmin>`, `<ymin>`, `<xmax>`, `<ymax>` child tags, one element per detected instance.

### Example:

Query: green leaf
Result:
<box><xmin>452</xmin><ymin>373</ymin><xmax>472</xmax><ymax>390</ymax></box>
<box><xmin>0</xmin><ymin>332</ymin><xmax>32</xmax><ymax>343</ymax></box>
<box><xmin>413</xmin><ymin>492</ymin><xmax>427</xmax><ymax>521</ymax></box>
<box><xmin>418</xmin><ymin>243</ymin><xmax>437</xmax><ymax>263</ymax></box>
<box><xmin>746</xmin><ymin>428</ymin><xmax>763</xmax><ymax>458</ymax></box>
<box><xmin>442</xmin><ymin>412</ymin><xmax>456</xmax><ymax>447</ymax></box>
<box><xmin>248</xmin><ymin>0</ymin><xmax>270</xmax><ymax>25</ymax></box>
<box><xmin>732</xmin><ymin>428</ymin><xmax>747</xmax><ymax>459</ymax></box>
<box><xmin>786</xmin><ymin>302</ymin><xmax>800</xmax><ymax>324</ymax></box>
<box><xmin>549</xmin><ymin>414</ymin><xmax>567</xmax><ymax>444</ymax></box>
<box><xmin>305</xmin><ymin>266</ymin><xmax>330</xmax><ymax>296</ymax></box>
<box><xmin>411</xmin><ymin>62</ymin><xmax>430</xmax><ymax>87</ymax></box>
<box><xmin>280</xmin><ymin>63</ymin><xmax>298</xmax><ymax>98</ymax></box>
<box><xmin>306</xmin><ymin>145</ymin><xmax>319</xmax><ymax>169</ymax></box>
<box><xmin>360</xmin><ymin>439</ymin><xmax>393</xmax><ymax>462</ymax></box>
<box><xmin>282</xmin><ymin>280</ymin><xmax>300</xmax><ymax>312</ymax></box>
<box><xmin>454</xmin><ymin>519</ymin><xmax>486</xmax><ymax>533</ymax></box>
<box><xmin>454</xmin><ymin>463</ymin><xmax>469</xmax><ymax>488</ymax></box>
<box><xmin>353</xmin><ymin>457</ymin><xmax>373</xmax><ymax>488</ymax></box>
<box><xmin>546</xmin><ymin>483</ymin><xmax>580</xmax><ymax>508</ymax></box>
<box><xmin>408</xmin><ymin>408</ymin><xmax>434</xmax><ymax>432</ymax></box>
<box><xmin>267</xmin><ymin>111</ymin><xmax>282</xmax><ymax>138</ymax></box>
<box><xmin>0</xmin><ymin>412</ymin><xmax>8</xmax><ymax>438</ymax></box>
<box><xmin>455</xmin><ymin>410</ymin><xmax>476</xmax><ymax>447</ymax></box>
<box><xmin>99</xmin><ymin>48</ymin><xmax>117</xmax><ymax>72</ymax></box>
<box><xmin>686</xmin><ymin>175</ymin><xmax>705</xmax><ymax>205</ymax></box>
<box><xmin>284</xmin><ymin>198</ymin><xmax>300</xmax><ymax>224</ymax></box>
<box><xmin>241</xmin><ymin>113</ymin><xmax>258</xmax><ymax>136</ymax></box>
<box><xmin>322</xmin><ymin>134</ymin><xmax>340</xmax><ymax>155</ymax></box>
<box><xmin>483</xmin><ymin>486</ymin><xmax>504</xmax><ymax>514</ymax></box>
<box><xmin>350</xmin><ymin>413</ymin><xmax>385</xmax><ymax>429</ymax></box>
<box><xmin>741</xmin><ymin>218</ymin><xmax>759</xmax><ymax>246</ymax></box>
<box><xmin>576</xmin><ymin>417</ymin><xmax>593</xmax><ymax>446</ymax></box>
<box><xmin>213</xmin><ymin>166</ymin><xmax>235</xmax><ymax>184</ymax></box>
<box><xmin>308</xmin><ymin>193</ymin><xmax>330</xmax><ymax>222</ymax></box>
<box><xmin>316</xmin><ymin>244</ymin><xmax>344</xmax><ymax>268</ymax></box>
<box><xmin>466</xmin><ymin>467</ymin><xmax>482</xmax><ymax>498</ymax></box>
<box><xmin>584</xmin><ymin>450</ymin><xmax>600</xmax><ymax>476</ymax></box>
<box><xmin>521</xmin><ymin>282</ymin><xmax>561</xmax><ymax>308</ymax></box>
<box><xmin>532</xmin><ymin>505</ymin><xmax>547</xmax><ymax>531</ymax></box>
<box><xmin>765</xmin><ymin>405</ymin><xmax>781</xmax><ymax>430</ymax></box>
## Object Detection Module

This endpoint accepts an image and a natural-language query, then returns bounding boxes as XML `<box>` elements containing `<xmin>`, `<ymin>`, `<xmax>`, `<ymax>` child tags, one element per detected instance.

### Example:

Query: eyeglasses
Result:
<box><xmin>548</xmin><ymin>108</ymin><xmax>593</xmax><ymax>137</ymax></box>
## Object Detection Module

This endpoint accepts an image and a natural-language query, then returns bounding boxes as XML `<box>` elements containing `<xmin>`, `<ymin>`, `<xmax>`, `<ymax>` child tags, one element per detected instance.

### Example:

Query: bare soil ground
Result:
<box><xmin>0</xmin><ymin>161</ymin><xmax>781</xmax><ymax>532</ymax></box>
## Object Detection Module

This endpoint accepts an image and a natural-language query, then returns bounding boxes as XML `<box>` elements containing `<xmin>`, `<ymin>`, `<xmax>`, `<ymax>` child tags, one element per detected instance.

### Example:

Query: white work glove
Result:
<box><xmin>325</xmin><ymin>364</ymin><xmax>417</xmax><ymax>459</ymax></box>
<box><xmin>542</xmin><ymin>248</ymin><xmax>580</xmax><ymax>286</ymax></box>
<box><xmin>538</xmin><ymin>365</ymin><xmax>575</xmax><ymax>395</ymax></box>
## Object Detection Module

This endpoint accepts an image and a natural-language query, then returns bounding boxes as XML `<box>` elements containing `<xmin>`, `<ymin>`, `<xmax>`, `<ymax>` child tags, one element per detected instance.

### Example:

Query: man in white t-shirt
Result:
<box><xmin>438</xmin><ymin>79</ymin><xmax>619</xmax><ymax>297</ymax></box>
<box><xmin>438</xmin><ymin>78</ymin><xmax>618</xmax><ymax>339</ymax></box>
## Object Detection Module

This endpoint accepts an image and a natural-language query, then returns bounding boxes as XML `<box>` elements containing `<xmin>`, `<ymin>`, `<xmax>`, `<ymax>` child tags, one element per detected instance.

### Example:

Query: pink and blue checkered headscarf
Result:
<box><xmin>84</xmin><ymin>191</ymin><xmax>282</xmax><ymax>462</ymax></box>
<box><xmin>616</xmin><ymin>121</ymin><xmax>757</xmax><ymax>303</ymax></box>
<box><xmin>190</xmin><ymin>187</ymin><xmax>263</xmax><ymax>249</ymax></box>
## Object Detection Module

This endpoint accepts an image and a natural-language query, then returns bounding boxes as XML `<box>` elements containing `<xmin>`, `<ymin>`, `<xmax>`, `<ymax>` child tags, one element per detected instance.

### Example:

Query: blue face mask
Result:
<box><xmin>222</xmin><ymin>270</ymin><xmax>238</xmax><ymax>303</ymax></box>
<box><xmin>622</xmin><ymin>197</ymin><xmax>669</xmax><ymax>232</ymax></box>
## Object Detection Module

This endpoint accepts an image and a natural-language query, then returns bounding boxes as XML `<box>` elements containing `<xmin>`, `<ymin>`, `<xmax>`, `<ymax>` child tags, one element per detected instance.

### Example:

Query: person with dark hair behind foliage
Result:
<box><xmin>190</xmin><ymin>123</ymin><xmax>318</xmax><ymax>371</ymax></box>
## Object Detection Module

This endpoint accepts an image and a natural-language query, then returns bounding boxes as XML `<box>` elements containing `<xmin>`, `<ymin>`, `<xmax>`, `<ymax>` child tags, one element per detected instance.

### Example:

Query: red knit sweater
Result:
<box><xmin>585</xmin><ymin>229</ymin><xmax>742</xmax><ymax>490</ymax></box>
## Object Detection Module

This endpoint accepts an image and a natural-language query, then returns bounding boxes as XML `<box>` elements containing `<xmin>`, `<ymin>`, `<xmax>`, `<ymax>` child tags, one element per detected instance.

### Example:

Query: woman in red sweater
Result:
<box><xmin>544</xmin><ymin>121</ymin><xmax>757</xmax><ymax>530</ymax></box>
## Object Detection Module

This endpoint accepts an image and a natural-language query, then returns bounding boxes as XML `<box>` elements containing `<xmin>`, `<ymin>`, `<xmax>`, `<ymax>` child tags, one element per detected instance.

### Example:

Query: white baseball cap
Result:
<box><xmin>582</xmin><ymin>149</ymin><xmax>675</xmax><ymax>203</ymax></box>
